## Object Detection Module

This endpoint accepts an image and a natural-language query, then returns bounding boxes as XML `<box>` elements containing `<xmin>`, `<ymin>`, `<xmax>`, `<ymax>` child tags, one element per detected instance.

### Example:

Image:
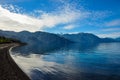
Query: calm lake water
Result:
<box><xmin>10</xmin><ymin>43</ymin><xmax>120</xmax><ymax>80</ymax></box>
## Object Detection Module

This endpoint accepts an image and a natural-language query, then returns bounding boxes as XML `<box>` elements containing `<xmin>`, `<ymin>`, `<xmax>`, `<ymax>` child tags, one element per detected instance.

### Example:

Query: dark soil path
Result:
<box><xmin>0</xmin><ymin>43</ymin><xmax>30</xmax><ymax>80</ymax></box>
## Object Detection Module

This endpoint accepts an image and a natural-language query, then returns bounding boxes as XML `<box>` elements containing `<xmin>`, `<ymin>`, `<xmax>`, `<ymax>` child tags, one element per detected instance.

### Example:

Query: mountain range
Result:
<box><xmin>0</xmin><ymin>30</ymin><xmax>119</xmax><ymax>53</ymax></box>
<box><xmin>0</xmin><ymin>30</ymin><xmax>119</xmax><ymax>45</ymax></box>
<box><xmin>62</xmin><ymin>33</ymin><xmax>120</xmax><ymax>44</ymax></box>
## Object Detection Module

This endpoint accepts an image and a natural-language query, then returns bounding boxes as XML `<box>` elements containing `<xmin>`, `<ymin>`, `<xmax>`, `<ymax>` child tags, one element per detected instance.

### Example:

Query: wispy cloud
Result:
<box><xmin>84</xmin><ymin>11</ymin><xmax>111</xmax><ymax>27</ymax></box>
<box><xmin>97</xmin><ymin>32</ymin><xmax>120</xmax><ymax>38</ymax></box>
<box><xmin>102</xmin><ymin>28</ymin><xmax>120</xmax><ymax>32</ymax></box>
<box><xmin>0</xmin><ymin>4</ymin><xmax>83</xmax><ymax>32</ymax></box>
<box><xmin>105</xmin><ymin>19</ymin><xmax>120</xmax><ymax>27</ymax></box>
<box><xmin>2</xmin><ymin>4</ymin><xmax>23</xmax><ymax>13</ymax></box>
<box><xmin>0</xmin><ymin>2</ymin><xmax>111</xmax><ymax>33</ymax></box>
<box><xmin>0</xmin><ymin>0</ymin><xmax>29</xmax><ymax>3</ymax></box>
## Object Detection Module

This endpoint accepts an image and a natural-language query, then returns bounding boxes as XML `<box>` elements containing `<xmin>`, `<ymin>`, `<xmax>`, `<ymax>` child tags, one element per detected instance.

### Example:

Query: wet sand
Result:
<box><xmin>0</xmin><ymin>43</ymin><xmax>30</xmax><ymax>80</ymax></box>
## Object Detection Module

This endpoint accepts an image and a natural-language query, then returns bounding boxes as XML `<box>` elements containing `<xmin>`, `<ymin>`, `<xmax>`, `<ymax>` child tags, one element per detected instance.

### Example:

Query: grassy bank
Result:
<box><xmin>0</xmin><ymin>36</ymin><xmax>21</xmax><ymax>44</ymax></box>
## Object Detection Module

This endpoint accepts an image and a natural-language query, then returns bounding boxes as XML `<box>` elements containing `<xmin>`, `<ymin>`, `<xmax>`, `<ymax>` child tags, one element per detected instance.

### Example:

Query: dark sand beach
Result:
<box><xmin>0</xmin><ymin>43</ymin><xmax>30</xmax><ymax>80</ymax></box>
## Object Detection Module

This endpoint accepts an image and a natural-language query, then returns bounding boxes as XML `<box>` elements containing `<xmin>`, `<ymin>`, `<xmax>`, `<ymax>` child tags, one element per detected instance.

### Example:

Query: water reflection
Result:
<box><xmin>12</xmin><ymin>43</ymin><xmax>98</xmax><ymax>55</ymax></box>
<box><xmin>10</xmin><ymin>53</ymin><xmax>78</xmax><ymax>80</ymax></box>
<box><xmin>10</xmin><ymin>43</ymin><xmax>120</xmax><ymax>80</ymax></box>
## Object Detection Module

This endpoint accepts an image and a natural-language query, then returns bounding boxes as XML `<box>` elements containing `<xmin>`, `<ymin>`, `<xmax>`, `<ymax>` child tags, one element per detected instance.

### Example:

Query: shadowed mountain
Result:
<box><xmin>0</xmin><ymin>30</ymin><xmax>72</xmax><ymax>54</ymax></box>
<box><xmin>116</xmin><ymin>37</ymin><xmax>120</xmax><ymax>42</ymax></box>
<box><xmin>61</xmin><ymin>33</ymin><xmax>101</xmax><ymax>45</ymax></box>
<box><xmin>0</xmin><ymin>30</ymin><xmax>119</xmax><ymax>54</ymax></box>
<box><xmin>100</xmin><ymin>37</ymin><xmax>118</xmax><ymax>43</ymax></box>
<box><xmin>0</xmin><ymin>30</ymin><xmax>72</xmax><ymax>45</ymax></box>
<box><xmin>61</xmin><ymin>33</ymin><xmax>120</xmax><ymax>44</ymax></box>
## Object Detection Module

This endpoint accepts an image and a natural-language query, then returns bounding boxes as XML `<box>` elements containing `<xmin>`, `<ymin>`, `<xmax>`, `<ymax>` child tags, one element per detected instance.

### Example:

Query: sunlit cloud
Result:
<box><xmin>0</xmin><ymin>3</ymin><xmax>109</xmax><ymax>32</ymax></box>
<box><xmin>63</xmin><ymin>24</ymin><xmax>75</xmax><ymax>30</ymax></box>
<box><xmin>0</xmin><ymin>4</ymin><xmax>83</xmax><ymax>32</ymax></box>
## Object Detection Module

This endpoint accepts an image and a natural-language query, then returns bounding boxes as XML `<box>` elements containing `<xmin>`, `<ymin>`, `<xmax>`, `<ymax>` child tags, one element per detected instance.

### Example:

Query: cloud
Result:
<box><xmin>0</xmin><ymin>0</ymin><xmax>29</xmax><ymax>3</ymax></box>
<box><xmin>102</xmin><ymin>28</ymin><xmax>120</xmax><ymax>32</ymax></box>
<box><xmin>10</xmin><ymin>52</ymin><xmax>76</xmax><ymax>78</ymax></box>
<box><xmin>0</xmin><ymin>4</ymin><xmax>82</xmax><ymax>32</ymax></box>
<box><xmin>84</xmin><ymin>11</ymin><xmax>111</xmax><ymax>27</ymax></box>
<box><xmin>0</xmin><ymin>3</ymin><xmax>111</xmax><ymax>33</ymax></box>
<box><xmin>97</xmin><ymin>32</ymin><xmax>120</xmax><ymax>38</ymax></box>
<box><xmin>63</xmin><ymin>25</ymin><xmax>75</xmax><ymax>30</ymax></box>
<box><xmin>105</xmin><ymin>19</ymin><xmax>120</xmax><ymax>27</ymax></box>
<box><xmin>2</xmin><ymin>4</ymin><xmax>23</xmax><ymax>13</ymax></box>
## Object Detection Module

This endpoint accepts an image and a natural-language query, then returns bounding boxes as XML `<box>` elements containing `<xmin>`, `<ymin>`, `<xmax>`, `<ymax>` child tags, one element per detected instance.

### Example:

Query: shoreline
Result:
<box><xmin>0</xmin><ymin>43</ymin><xmax>30</xmax><ymax>80</ymax></box>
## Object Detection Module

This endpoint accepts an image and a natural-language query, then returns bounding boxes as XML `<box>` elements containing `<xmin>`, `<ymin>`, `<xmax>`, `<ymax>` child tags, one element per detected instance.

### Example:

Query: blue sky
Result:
<box><xmin>0</xmin><ymin>0</ymin><xmax>120</xmax><ymax>38</ymax></box>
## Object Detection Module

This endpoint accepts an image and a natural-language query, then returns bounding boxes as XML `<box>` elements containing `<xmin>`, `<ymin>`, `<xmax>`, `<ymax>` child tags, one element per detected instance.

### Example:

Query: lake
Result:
<box><xmin>10</xmin><ymin>43</ymin><xmax>120</xmax><ymax>80</ymax></box>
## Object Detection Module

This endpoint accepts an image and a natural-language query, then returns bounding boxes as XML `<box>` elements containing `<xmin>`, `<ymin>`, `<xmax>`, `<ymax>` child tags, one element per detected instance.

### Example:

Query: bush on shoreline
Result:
<box><xmin>0</xmin><ymin>36</ymin><xmax>21</xmax><ymax>44</ymax></box>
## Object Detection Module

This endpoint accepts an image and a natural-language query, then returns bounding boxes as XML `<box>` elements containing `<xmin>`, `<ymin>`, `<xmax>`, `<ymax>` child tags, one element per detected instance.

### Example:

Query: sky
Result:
<box><xmin>0</xmin><ymin>0</ymin><xmax>120</xmax><ymax>38</ymax></box>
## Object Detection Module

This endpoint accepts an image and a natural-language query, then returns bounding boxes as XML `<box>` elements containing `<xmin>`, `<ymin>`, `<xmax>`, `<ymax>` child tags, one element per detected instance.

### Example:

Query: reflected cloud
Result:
<box><xmin>9</xmin><ymin>43</ymin><xmax>120</xmax><ymax>80</ymax></box>
<box><xmin>10</xmin><ymin>52</ymin><xmax>76</xmax><ymax>79</ymax></box>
